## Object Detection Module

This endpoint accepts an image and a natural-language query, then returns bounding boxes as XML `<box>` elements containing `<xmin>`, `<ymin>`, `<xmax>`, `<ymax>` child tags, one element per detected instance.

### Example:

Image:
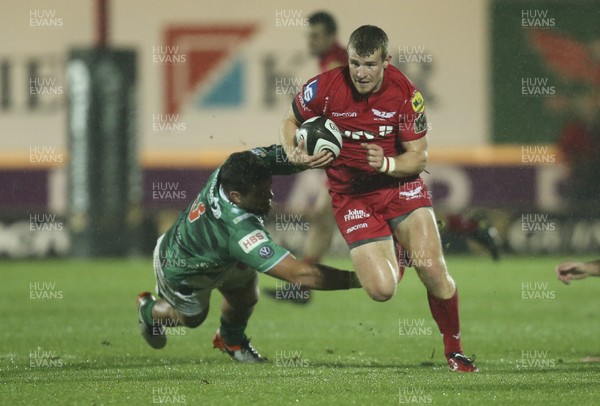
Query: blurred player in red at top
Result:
<box><xmin>268</xmin><ymin>11</ymin><xmax>348</xmax><ymax>304</ymax></box>
<box><xmin>280</xmin><ymin>25</ymin><xmax>478</xmax><ymax>372</ymax></box>
<box><xmin>307</xmin><ymin>11</ymin><xmax>348</xmax><ymax>72</ymax></box>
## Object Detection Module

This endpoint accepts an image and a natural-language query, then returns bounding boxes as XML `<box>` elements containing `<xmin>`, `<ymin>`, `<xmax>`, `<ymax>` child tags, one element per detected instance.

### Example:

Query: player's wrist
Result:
<box><xmin>378</xmin><ymin>156</ymin><xmax>396</xmax><ymax>174</ymax></box>
<box><xmin>349</xmin><ymin>272</ymin><xmax>362</xmax><ymax>289</ymax></box>
<box><xmin>285</xmin><ymin>140</ymin><xmax>308</xmax><ymax>167</ymax></box>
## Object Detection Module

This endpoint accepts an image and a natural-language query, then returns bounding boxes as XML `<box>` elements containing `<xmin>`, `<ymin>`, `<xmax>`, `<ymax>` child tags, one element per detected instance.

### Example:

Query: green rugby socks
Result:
<box><xmin>220</xmin><ymin>317</ymin><xmax>247</xmax><ymax>346</ymax></box>
<box><xmin>141</xmin><ymin>299</ymin><xmax>156</xmax><ymax>326</ymax></box>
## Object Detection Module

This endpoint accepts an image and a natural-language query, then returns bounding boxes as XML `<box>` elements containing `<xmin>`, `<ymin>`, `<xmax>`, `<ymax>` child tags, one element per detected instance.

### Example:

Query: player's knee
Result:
<box><xmin>365</xmin><ymin>285</ymin><xmax>396</xmax><ymax>302</ymax></box>
<box><xmin>225</xmin><ymin>289</ymin><xmax>259</xmax><ymax>310</ymax></box>
<box><xmin>240</xmin><ymin>292</ymin><xmax>259</xmax><ymax>308</ymax></box>
<box><xmin>181</xmin><ymin>310</ymin><xmax>208</xmax><ymax>328</ymax></box>
<box><xmin>369</xmin><ymin>291</ymin><xmax>394</xmax><ymax>302</ymax></box>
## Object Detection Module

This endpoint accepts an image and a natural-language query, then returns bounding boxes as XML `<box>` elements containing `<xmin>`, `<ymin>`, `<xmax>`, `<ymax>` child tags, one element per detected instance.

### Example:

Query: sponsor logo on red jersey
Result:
<box><xmin>411</xmin><ymin>91</ymin><xmax>425</xmax><ymax>113</ymax></box>
<box><xmin>346</xmin><ymin>223</ymin><xmax>368</xmax><ymax>234</ymax></box>
<box><xmin>372</xmin><ymin>108</ymin><xmax>396</xmax><ymax>119</ymax></box>
<box><xmin>343</xmin><ymin>209</ymin><xmax>371</xmax><ymax>222</ymax></box>
<box><xmin>303</xmin><ymin>79</ymin><xmax>318</xmax><ymax>102</ymax></box>
<box><xmin>399</xmin><ymin>181</ymin><xmax>430</xmax><ymax>201</ymax></box>
<box><xmin>331</xmin><ymin>111</ymin><xmax>358</xmax><ymax>118</ymax></box>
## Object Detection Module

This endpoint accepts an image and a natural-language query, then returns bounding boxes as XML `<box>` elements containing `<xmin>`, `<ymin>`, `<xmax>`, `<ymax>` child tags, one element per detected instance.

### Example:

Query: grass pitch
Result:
<box><xmin>1</xmin><ymin>255</ymin><xmax>600</xmax><ymax>405</ymax></box>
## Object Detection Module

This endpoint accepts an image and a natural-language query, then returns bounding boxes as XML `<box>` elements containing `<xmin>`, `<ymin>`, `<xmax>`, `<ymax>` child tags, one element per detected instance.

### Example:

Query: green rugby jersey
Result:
<box><xmin>158</xmin><ymin>145</ymin><xmax>301</xmax><ymax>285</ymax></box>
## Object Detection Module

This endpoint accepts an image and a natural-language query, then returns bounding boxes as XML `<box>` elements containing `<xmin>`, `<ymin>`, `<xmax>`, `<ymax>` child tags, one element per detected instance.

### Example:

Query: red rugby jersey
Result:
<box><xmin>292</xmin><ymin>65</ymin><xmax>428</xmax><ymax>194</ymax></box>
<box><xmin>319</xmin><ymin>42</ymin><xmax>348</xmax><ymax>72</ymax></box>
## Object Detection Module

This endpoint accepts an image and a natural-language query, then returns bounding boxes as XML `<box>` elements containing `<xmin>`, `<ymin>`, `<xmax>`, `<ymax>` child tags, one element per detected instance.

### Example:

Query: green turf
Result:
<box><xmin>1</xmin><ymin>255</ymin><xmax>600</xmax><ymax>405</ymax></box>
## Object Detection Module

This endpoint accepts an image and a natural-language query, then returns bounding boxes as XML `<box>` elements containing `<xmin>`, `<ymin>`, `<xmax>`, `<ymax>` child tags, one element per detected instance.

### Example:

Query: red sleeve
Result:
<box><xmin>292</xmin><ymin>74</ymin><xmax>324</xmax><ymax>124</ymax></box>
<box><xmin>398</xmin><ymin>87</ymin><xmax>428</xmax><ymax>142</ymax></box>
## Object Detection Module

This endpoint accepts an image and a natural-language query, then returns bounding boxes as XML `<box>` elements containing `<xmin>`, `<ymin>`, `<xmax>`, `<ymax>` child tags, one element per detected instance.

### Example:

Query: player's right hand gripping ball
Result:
<box><xmin>295</xmin><ymin>116</ymin><xmax>343</xmax><ymax>158</ymax></box>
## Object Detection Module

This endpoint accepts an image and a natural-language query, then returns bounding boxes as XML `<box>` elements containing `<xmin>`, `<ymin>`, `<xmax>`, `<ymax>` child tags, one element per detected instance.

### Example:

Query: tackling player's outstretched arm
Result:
<box><xmin>362</xmin><ymin>135</ymin><xmax>428</xmax><ymax>178</ymax></box>
<box><xmin>266</xmin><ymin>254</ymin><xmax>361</xmax><ymax>290</ymax></box>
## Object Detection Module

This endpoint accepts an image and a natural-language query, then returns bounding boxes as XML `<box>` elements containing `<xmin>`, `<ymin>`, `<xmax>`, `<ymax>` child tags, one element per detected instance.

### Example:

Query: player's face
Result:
<box><xmin>348</xmin><ymin>47</ymin><xmax>391</xmax><ymax>95</ymax></box>
<box><xmin>238</xmin><ymin>178</ymin><xmax>274</xmax><ymax>216</ymax></box>
<box><xmin>308</xmin><ymin>24</ymin><xmax>334</xmax><ymax>57</ymax></box>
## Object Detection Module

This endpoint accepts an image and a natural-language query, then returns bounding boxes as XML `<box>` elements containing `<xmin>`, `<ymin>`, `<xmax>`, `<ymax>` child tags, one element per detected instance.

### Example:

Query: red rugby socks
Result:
<box><xmin>427</xmin><ymin>289</ymin><xmax>463</xmax><ymax>357</ymax></box>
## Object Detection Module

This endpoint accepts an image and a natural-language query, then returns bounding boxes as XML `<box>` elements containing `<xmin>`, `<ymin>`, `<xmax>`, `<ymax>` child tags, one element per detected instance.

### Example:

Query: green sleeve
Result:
<box><xmin>249</xmin><ymin>145</ymin><xmax>305</xmax><ymax>176</ymax></box>
<box><xmin>229</xmin><ymin>218</ymin><xmax>291</xmax><ymax>273</ymax></box>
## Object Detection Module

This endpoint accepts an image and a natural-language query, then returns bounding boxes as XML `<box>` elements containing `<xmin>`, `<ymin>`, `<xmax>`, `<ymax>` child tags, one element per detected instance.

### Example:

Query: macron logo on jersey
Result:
<box><xmin>238</xmin><ymin>230</ymin><xmax>268</xmax><ymax>253</ymax></box>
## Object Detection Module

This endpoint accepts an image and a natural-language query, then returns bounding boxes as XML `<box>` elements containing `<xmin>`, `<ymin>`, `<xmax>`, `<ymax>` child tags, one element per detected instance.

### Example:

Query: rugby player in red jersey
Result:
<box><xmin>307</xmin><ymin>11</ymin><xmax>348</xmax><ymax>72</ymax></box>
<box><xmin>280</xmin><ymin>25</ymin><xmax>478</xmax><ymax>372</ymax></box>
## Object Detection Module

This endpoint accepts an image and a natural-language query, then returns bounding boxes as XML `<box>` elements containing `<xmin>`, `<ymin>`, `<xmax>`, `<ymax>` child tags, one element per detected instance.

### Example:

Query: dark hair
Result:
<box><xmin>219</xmin><ymin>151</ymin><xmax>271</xmax><ymax>195</ymax></box>
<box><xmin>308</xmin><ymin>11</ymin><xmax>337</xmax><ymax>35</ymax></box>
<box><xmin>348</xmin><ymin>25</ymin><xmax>389</xmax><ymax>60</ymax></box>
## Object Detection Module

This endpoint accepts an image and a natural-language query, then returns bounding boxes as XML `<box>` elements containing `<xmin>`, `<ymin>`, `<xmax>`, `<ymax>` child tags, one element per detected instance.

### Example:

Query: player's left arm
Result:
<box><xmin>230</xmin><ymin>224</ymin><xmax>361</xmax><ymax>290</ymax></box>
<box><xmin>265</xmin><ymin>255</ymin><xmax>362</xmax><ymax>290</ymax></box>
<box><xmin>362</xmin><ymin>135</ymin><xmax>428</xmax><ymax>178</ymax></box>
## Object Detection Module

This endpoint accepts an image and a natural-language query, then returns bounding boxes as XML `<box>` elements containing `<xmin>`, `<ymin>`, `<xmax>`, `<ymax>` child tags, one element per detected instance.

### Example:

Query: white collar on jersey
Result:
<box><xmin>219</xmin><ymin>185</ymin><xmax>234</xmax><ymax>205</ymax></box>
<box><xmin>219</xmin><ymin>184</ymin><xmax>261</xmax><ymax>224</ymax></box>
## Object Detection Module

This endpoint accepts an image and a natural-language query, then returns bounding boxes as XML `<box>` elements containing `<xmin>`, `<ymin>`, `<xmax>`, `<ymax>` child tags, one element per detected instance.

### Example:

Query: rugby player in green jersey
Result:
<box><xmin>137</xmin><ymin>145</ymin><xmax>361</xmax><ymax>362</ymax></box>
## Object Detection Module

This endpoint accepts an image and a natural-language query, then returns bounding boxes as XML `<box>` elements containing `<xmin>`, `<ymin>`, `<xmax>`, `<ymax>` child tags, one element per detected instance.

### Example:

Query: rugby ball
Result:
<box><xmin>295</xmin><ymin>116</ymin><xmax>343</xmax><ymax>158</ymax></box>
